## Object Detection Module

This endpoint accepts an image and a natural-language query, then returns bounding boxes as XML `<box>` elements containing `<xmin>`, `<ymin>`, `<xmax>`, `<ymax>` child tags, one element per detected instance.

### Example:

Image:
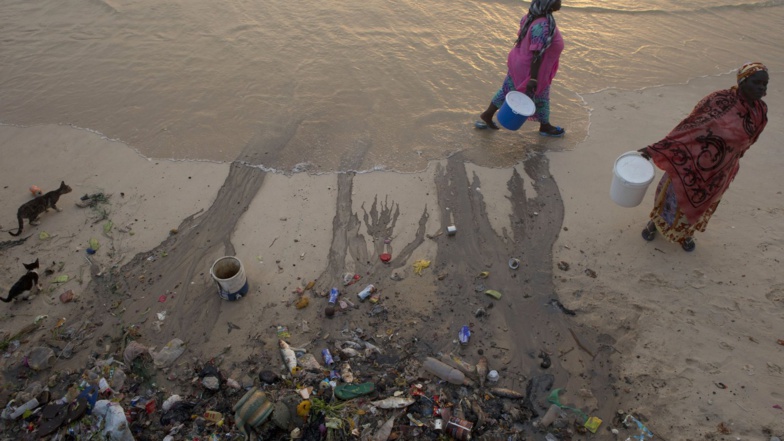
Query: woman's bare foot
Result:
<box><xmin>480</xmin><ymin>112</ymin><xmax>500</xmax><ymax>130</ymax></box>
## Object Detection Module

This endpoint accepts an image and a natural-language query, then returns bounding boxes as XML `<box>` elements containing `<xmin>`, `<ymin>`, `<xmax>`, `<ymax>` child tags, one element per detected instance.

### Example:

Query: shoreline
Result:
<box><xmin>1</xmin><ymin>71</ymin><xmax>782</xmax><ymax>439</ymax></box>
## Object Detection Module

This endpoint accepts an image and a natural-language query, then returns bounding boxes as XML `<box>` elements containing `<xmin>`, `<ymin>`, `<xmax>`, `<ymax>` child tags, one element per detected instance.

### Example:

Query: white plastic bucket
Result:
<box><xmin>210</xmin><ymin>256</ymin><xmax>249</xmax><ymax>301</ymax></box>
<box><xmin>610</xmin><ymin>151</ymin><xmax>655</xmax><ymax>207</ymax></box>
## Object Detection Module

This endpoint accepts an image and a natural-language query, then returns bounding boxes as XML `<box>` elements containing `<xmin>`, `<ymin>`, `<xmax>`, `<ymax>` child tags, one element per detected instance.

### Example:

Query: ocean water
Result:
<box><xmin>1</xmin><ymin>0</ymin><xmax>781</xmax><ymax>173</ymax></box>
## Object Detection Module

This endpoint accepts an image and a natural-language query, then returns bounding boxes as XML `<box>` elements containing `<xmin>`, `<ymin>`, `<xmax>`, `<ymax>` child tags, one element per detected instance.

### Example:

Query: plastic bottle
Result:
<box><xmin>325</xmin><ymin>288</ymin><xmax>339</xmax><ymax>317</ymax></box>
<box><xmin>540</xmin><ymin>404</ymin><xmax>560</xmax><ymax>427</ymax></box>
<box><xmin>322</xmin><ymin>349</ymin><xmax>335</xmax><ymax>368</ymax></box>
<box><xmin>422</xmin><ymin>357</ymin><xmax>466</xmax><ymax>385</ymax></box>
<box><xmin>357</xmin><ymin>284</ymin><xmax>376</xmax><ymax>301</ymax></box>
<box><xmin>10</xmin><ymin>398</ymin><xmax>40</xmax><ymax>419</ymax></box>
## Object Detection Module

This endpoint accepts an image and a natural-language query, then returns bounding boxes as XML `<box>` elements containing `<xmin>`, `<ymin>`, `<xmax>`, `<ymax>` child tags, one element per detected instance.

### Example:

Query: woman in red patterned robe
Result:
<box><xmin>639</xmin><ymin>62</ymin><xmax>769</xmax><ymax>252</ymax></box>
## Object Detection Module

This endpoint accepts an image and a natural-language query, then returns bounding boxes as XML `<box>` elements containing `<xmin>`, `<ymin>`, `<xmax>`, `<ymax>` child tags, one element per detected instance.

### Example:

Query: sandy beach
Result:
<box><xmin>1</xmin><ymin>70</ymin><xmax>782</xmax><ymax>439</ymax></box>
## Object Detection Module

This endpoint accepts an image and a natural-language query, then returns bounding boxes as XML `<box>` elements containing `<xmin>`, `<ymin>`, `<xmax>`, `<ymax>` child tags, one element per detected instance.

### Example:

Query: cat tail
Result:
<box><xmin>8</xmin><ymin>215</ymin><xmax>23</xmax><ymax>236</ymax></box>
<box><xmin>0</xmin><ymin>294</ymin><xmax>12</xmax><ymax>303</ymax></box>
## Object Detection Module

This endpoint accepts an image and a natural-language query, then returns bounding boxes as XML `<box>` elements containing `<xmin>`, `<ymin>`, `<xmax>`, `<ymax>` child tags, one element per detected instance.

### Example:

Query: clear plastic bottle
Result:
<box><xmin>422</xmin><ymin>357</ymin><xmax>465</xmax><ymax>385</ymax></box>
<box><xmin>10</xmin><ymin>398</ymin><xmax>40</xmax><ymax>419</ymax></box>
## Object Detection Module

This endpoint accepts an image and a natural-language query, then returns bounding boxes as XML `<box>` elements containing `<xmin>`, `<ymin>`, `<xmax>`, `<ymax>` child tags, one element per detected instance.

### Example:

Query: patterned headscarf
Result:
<box><xmin>516</xmin><ymin>0</ymin><xmax>559</xmax><ymax>57</ymax></box>
<box><xmin>737</xmin><ymin>62</ymin><xmax>767</xmax><ymax>84</ymax></box>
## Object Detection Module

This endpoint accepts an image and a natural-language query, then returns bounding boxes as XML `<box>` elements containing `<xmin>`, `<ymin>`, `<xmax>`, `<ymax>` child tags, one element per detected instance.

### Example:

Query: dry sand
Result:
<box><xmin>1</xmin><ymin>71</ymin><xmax>782</xmax><ymax>439</ymax></box>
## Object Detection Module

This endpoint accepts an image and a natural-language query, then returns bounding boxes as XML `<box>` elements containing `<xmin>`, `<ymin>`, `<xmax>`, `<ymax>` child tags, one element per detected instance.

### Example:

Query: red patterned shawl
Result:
<box><xmin>647</xmin><ymin>88</ymin><xmax>767</xmax><ymax>224</ymax></box>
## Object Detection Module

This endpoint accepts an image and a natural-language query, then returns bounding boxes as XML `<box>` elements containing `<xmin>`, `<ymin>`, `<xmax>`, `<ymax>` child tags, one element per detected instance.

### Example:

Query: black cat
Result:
<box><xmin>9</xmin><ymin>181</ymin><xmax>72</xmax><ymax>236</ymax></box>
<box><xmin>2</xmin><ymin>258</ymin><xmax>41</xmax><ymax>303</ymax></box>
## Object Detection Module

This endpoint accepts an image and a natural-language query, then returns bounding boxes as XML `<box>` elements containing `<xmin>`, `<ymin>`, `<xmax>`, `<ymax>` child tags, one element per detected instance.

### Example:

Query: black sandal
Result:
<box><xmin>681</xmin><ymin>237</ymin><xmax>696</xmax><ymax>252</ymax></box>
<box><xmin>641</xmin><ymin>221</ymin><xmax>657</xmax><ymax>241</ymax></box>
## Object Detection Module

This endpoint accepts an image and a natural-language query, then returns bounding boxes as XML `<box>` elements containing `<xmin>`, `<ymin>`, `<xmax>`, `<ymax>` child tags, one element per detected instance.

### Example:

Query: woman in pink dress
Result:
<box><xmin>478</xmin><ymin>0</ymin><xmax>565</xmax><ymax>137</ymax></box>
<box><xmin>639</xmin><ymin>62</ymin><xmax>769</xmax><ymax>252</ymax></box>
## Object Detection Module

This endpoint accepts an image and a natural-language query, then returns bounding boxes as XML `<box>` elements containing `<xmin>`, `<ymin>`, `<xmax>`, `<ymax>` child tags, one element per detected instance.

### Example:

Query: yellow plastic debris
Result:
<box><xmin>88</xmin><ymin>238</ymin><xmax>100</xmax><ymax>251</ymax></box>
<box><xmin>584</xmin><ymin>416</ymin><xmax>602</xmax><ymax>433</ymax></box>
<box><xmin>296</xmin><ymin>400</ymin><xmax>311</xmax><ymax>420</ymax></box>
<box><xmin>38</xmin><ymin>231</ymin><xmax>50</xmax><ymax>240</ymax></box>
<box><xmin>413</xmin><ymin>259</ymin><xmax>431</xmax><ymax>276</ymax></box>
<box><xmin>485</xmin><ymin>289</ymin><xmax>503</xmax><ymax>299</ymax></box>
<box><xmin>477</xmin><ymin>271</ymin><xmax>490</xmax><ymax>279</ymax></box>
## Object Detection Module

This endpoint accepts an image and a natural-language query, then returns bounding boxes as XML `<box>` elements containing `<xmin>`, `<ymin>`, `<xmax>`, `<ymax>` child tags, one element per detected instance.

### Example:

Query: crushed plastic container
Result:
<box><xmin>152</xmin><ymin>338</ymin><xmax>185</xmax><ymax>368</ymax></box>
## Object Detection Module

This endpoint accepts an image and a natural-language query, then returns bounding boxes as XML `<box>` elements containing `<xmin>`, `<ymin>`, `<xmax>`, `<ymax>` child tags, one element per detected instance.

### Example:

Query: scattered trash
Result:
<box><xmin>325</xmin><ymin>288</ymin><xmax>339</xmax><ymax>317</ymax></box>
<box><xmin>458</xmin><ymin>325</ymin><xmax>471</xmax><ymax>345</ymax></box>
<box><xmin>486</xmin><ymin>370</ymin><xmax>499</xmax><ymax>383</ymax></box>
<box><xmin>584</xmin><ymin>415</ymin><xmax>602</xmax><ymax>433</ymax></box>
<box><xmin>357</xmin><ymin>284</ymin><xmax>376</xmax><ymax>301</ymax></box>
<box><xmin>59</xmin><ymin>289</ymin><xmax>74</xmax><ymax>303</ymax></box>
<box><xmin>446</xmin><ymin>416</ymin><xmax>473</xmax><ymax>440</ymax></box>
<box><xmin>485</xmin><ymin>289</ymin><xmax>503</xmax><ymax>299</ymax></box>
<box><xmin>295</xmin><ymin>296</ymin><xmax>310</xmax><ymax>309</ymax></box>
<box><xmin>29</xmin><ymin>185</ymin><xmax>43</xmax><ymax>197</ymax></box>
<box><xmin>446</xmin><ymin>225</ymin><xmax>457</xmax><ymax>236</ymax></box>
<box><xmin>379</xmin><ymin>252</ymin><xmax>392</xmax><ymax>263</ymax></box>
<box><xmin>152</xmin><ymin>338</ymin><xmax>186</xmax><ymax>368</ymax></box>
<box><xmin>622</xmin><ymin>414</ymin><xmax>654</xmax><ymax>440</ymax></box>
<box><xmin>413</xmin><ymin>259</ymin><xmax>431</xmax><ymax>275</ymax></box>
<box><xmin>508</xmin><ymin>258</ymin><xmax>520</xmax><ymax>270</ymax></box>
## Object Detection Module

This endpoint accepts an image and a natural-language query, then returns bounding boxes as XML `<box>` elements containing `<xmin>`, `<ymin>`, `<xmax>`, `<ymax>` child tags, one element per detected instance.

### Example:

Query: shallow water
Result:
<box><xmin>1</xmin><ymin>0</ymin><xmax>781</xmax><ymax>172</ymax></box>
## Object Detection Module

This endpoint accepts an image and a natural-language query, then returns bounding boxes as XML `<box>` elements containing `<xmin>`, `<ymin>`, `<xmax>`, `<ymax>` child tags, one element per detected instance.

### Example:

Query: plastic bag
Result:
<box><xmin>92</xmin><ymin>400</ymin><xmax>135</xmax><ymax>441</ymax></box>
<box><xmin>123</xmin><ymin>341</ymin><xmax>149</xmax><ymax>365</ymax></box>
<box><xmin>152</xmin><ymin>338</ymin><xmax>185</xmax><ymax>368</ymax></box>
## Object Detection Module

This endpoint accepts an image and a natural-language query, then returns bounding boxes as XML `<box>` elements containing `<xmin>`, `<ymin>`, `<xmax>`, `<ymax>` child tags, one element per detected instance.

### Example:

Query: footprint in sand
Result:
<box><xmin>765</xmin><ymin>285</ymin><xmax>784</xmax><ymax>307</ymax></box>
<box><xmin>767</xmin><ymin>362</ymin><xmax>783</xmax><ymax>376</ymax></box>
<box><xmin>718</xmin><ymin>341</ymin><xmax>734</xmax><ymax>351</ymax></box>
<box><xmin>638</xmin><ymin>273</ymin><xmax>671</xmax><ymax>288</ymax></box>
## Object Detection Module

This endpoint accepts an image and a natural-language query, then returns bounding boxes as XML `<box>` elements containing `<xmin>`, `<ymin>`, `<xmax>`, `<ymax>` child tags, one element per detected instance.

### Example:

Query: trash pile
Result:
<box><xmin>0</xmin><ymin>263</ymin><xmax>659</xmax><ymax>440</ymax></box>
<box><xmin>0</xmin><ymin>314</ymin><xmax>660</xmax><ymax>441</ymax></box>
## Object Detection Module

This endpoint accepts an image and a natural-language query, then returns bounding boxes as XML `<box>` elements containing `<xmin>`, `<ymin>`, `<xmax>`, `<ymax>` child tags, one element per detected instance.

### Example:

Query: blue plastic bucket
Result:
<box><xmin>497</xmin><ymin>91</ymin><xmax>535</xmax><ymax>130</ymax></box>
<box><xmin>210</xmin><ymin>256</ymin><xmax>249</xmax><ymax>301</ymax></box>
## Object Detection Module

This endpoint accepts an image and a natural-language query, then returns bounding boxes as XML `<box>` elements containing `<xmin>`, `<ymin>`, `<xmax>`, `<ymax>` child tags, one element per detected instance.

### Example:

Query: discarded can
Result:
<box><xmin>445</xmin><ymin>417</ymin><xmax>473</xmax><ymax>440</ymax></box>
<box><xmin>325</xmin><ymin>288</ymin><xmax>339</xmax><ymax>318</ymax></box>
<box><xmin>322</xmin><ymin>349</ymin><xmax>335</xmax><ymax>368</ymax></box>
<box><xmin>458</xmin><ymin>325</ymin><xmax>470</xmax><ymax>345</ymax></box>
<box><xmin>328</xmin><ymin>288</ymin><xmax>339</xmax><ymax>304</ymax></box>
<box><xmin>357</xmin><ymin>284</ymin><xmax>376</xmax><ymax>301</ymax></box>
<box><xmin>433</xmin><ymin>418</ymin><xmax>444</xmax><ymax>431</ymax></box>
<box><xmin>447</xmin><ymin>225</ymin><xmax>457</xmax><ymax>236</ymax></box>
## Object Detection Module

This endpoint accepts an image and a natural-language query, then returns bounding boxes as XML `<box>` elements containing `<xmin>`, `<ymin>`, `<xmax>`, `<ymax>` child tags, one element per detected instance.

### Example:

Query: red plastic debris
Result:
<box><xmin>380</xmin><ymin>253</ymin><xmax>392</xmax><ymax>263</ymax></box>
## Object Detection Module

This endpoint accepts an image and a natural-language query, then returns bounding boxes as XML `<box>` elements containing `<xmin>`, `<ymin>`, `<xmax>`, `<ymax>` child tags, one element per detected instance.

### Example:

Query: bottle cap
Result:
<box><xmin>487</xmin><ymin>370</ymin><xmax>499</xmax><ymax>382</ymax></box>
